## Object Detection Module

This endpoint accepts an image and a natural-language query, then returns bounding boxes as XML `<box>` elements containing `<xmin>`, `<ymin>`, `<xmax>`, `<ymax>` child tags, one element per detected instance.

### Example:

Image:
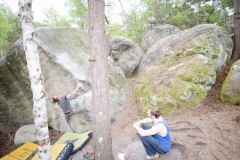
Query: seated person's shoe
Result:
<box><xmin>87</xmin><ymin>117</ymin><xmax>92</xmax><ymax>122</ymax></box>
<box><xmin>146</xmin><ymin>153</ymin><xmax>159</xmax><ymax>159</ymax></box>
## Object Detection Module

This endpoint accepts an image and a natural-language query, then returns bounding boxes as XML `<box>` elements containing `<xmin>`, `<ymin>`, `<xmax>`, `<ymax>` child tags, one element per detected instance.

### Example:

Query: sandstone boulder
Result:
<box><xmin>110</xmin><ymin>36</ymin><xmax>145</xmax><ymax>78</ymax></box>
<box><xmin>0</xmin><ymin>28</ymin><xmax>129</xmax><ymax>133</ymax></box>
<box><xmin>142</xmin><ymin>24</ymin><xmax>181</xmax><ymax>52</ymax></box>
<box><xmin>220</xmin><ymin>59</ymin><xmax>240</xmax><ymax>104</ymax></box>
<box><xmin>14</xmin><ymin>124</ymin><xmax>37</xmax><ymax>145</ymax></box>
<box><xmin>136</xmin><ymin>24</ymin><xmax>233</xmax><ymax>116</ymax></box>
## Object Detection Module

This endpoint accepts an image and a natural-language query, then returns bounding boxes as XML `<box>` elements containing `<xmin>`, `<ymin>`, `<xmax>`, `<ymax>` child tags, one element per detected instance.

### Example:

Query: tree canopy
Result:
<box><xmin>0</xmin><ymin>0</ymin><xmax>235</xmax><ymax>54</ymax></box>
<box><xmin>0</xmin><ymin>3</ymin><xmax>21</xmax><ymax>57</ymax></box>
<box><xmin>42</xmin><ymin>6</ymin><xmax>72</xmax><ymax>27</ymax></box>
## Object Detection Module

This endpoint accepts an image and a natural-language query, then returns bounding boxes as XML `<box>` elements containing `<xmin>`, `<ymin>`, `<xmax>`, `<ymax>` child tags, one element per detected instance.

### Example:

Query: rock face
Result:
<box><xmin>220</xmin><ymin>59</ymin><xmax>240</xmax><ymax>104</ymax></box>
<box><xmin>0</xmin><ymin>40</ymin><xmax>32</xmax><ymax>132</ymax></box>
<box><xmin>141</xmin><ymin>24</ymin><xmax>181</xmax><ymax>52</ymax></box>
<box><xmin>135</xmin><ymin>24</ymin><xmax>233</xmax><ymax>116</ymax></box>
<box><xmin>122</xmin><ymin>141</ymin><xmax>187</xmax><ymax>160</ymax></box>
<box><xmin>0</xmin><ymin>28</ymin><xmax>129</xmax><ymax>133</ymax></box>
<box><xmin>110</xmin><ymin>36</ymin><xmax>145</xmax><ymax>78</ymax></box>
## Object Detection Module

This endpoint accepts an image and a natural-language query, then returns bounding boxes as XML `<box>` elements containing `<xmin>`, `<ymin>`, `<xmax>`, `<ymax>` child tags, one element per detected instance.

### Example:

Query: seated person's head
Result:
<box><xmin>148</xmin><ymin>106</ymin><xmax>161</xmax><ymax>118</ymax></box>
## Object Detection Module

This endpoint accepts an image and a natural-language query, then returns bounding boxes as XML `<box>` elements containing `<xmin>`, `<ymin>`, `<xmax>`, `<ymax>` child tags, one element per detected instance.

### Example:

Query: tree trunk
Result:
<box><xmin>18</xmin><ymin>0</ymin><xmax>51</xmax><ymax>159</ymax></box>
<box><xmin>88</xmin><ymin>0</ymin><xmax>113</xmax><ymax>159</ymax></box>
<box><xmin>231</xmin><ymin>0</ymin><xmax>240</xmax><ymax>63</ymax></box>
<box><xmin>197</xmin><ymin>0</ymin><xmax>201</xmax><ymax>25</ymax></box>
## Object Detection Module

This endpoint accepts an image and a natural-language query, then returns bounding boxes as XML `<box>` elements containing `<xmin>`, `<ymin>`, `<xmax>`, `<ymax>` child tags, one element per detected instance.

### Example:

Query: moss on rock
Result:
<box><xmin>135</xmin><ymin>55</ymin><xmax>215</xmax><ymax>117</ymax></box>
<box><xmin>236</xmin><ymin>116</ymin><xmax>240</xmax><ymax>123</ymax></box>
<box><xmin>170</xmin><ymin>79</ymin><xmax>208</xmax><ymax>108</ymax></box>
<box><xmin>220</xmin><ymin>62</ymin><xmax>240</xmax><ymax>105</ymax></box>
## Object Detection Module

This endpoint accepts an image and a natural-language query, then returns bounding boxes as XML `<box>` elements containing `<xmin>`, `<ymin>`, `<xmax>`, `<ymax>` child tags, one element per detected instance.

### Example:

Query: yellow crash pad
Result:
<box><xmin>1</xmin><ymin>142</ymin><xmax>73</xmax><ymax>160</ymax></box>
<box><xmin>1</xmin><ymin>142</ymin><xmax>37</xmax><ymax>160</ymax></box>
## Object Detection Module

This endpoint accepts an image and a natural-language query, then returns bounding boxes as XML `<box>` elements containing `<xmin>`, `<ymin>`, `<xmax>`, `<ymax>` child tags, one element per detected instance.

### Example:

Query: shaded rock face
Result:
<box><xmin>135</xmin><ymin>24</ymin><xmax>233</xmax><ymax>116</ymax></box>
<box><xmin>0</xmin><ymin>28</ymin><xmax>129</xmax><ymax>132</ymax></box>
<box><xmin>142</xmin><ymin>24</ymin><xmax>181</xmax><ymax>52</ymax></box>
<box><xmin>220</xmin><ymin>59</ymin><xmax>240</xmax><ymax>105</ymax></box>
<box><xmin>0</xmin><ymin>40</ymin><xmax>32</xmax><ymax>132</ymax></box>
<box><xmin>110</xmin><ymin>36</ymin><xmax>145</xmax><ymax>78</ymax></box>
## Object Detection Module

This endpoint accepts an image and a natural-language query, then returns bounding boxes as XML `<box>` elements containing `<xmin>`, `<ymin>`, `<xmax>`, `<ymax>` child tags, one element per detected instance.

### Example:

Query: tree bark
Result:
<box><xmin>88</xmin><ymin>0</ymin><xmax>113</xmax><ymax>159</ymax></box>
<box><xmin>197</xmin><ymin>0</ymin><xmax>201</xmax><ymax>25</ymax></box>
<box><xmin>18</xmin><ymin>0</ymin><xmax>51</xmax><ymax>159</ymax></box>
<box><xmin>231</xmin><ymin>0</ymin><xmax>240</xmax><ymax>63</ymax></box>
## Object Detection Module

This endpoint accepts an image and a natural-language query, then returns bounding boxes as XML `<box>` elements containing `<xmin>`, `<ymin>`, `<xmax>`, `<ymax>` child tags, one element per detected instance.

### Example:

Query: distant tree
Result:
<box><xmin>121</xmin><ymin>9</ymin><xmax>146</xmax><ymax>45</ymax></box>
<box><xmin>0</xmin><ymin>3</ymin><xmax>21</xmax><ymax>57</ymax></box>
<box><xmin>166</xmin><ymin>1</ymin><xmax>196</xmax><ymax>30</ymax></box>
<box><xmin>0</xmin><ymin>13</ymin><xmax>12</xmax><ymax>57</ymax></box>
<box><xmin>18</xmin><ymin>0</ymin><xmax>51</xmax><ymax>159</ymax></box>
<box><xmin>231</xmin><ymin>0</ymin><xmax>240</xmax><ymax>63</ymax></box>
<box><xmin>140</xmin><ymin>0</ymin><xmax>174</xmax><ymax>28</ymax></box>
<box><xmin>88</xmin><ymin>0</ymin><xmax>113</xmax><ymax>159</ymax></box>
<box><xmin>43</xmin><ymin>6</ymin><xmax>71</xmax><ymax>27</ymax></box>
<box><xmin>106</xmin><ymin>22</ymin><xmax>122</xmax><ymax>38</ymax></box>
<box><xmin>66</xmin><ymin>0</ymin><xmax>88</xmax><ymax>29</ymax></box>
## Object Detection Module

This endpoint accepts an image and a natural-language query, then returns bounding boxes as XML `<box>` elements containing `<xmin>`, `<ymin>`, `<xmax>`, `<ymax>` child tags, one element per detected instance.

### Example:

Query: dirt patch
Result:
<box><xmin>1</xmin><ymin>67</ymin><xmax>240</xmax><ymax>160</ymax></box>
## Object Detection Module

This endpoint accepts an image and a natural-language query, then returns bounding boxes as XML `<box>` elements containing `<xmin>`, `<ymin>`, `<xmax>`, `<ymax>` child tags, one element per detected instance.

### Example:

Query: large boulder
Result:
<box><xmin>0</xmin><ymin>28</ymin><xmax>129</xmax><ymax>133</ymax></box>
<box><xmin>138</xmin><ymin>24</ymin><xmax>233</xmax><ymax>75</ymax></box>
<box><xmin>120</xmin><ymin>141</ymin><xmax>187</xmax><ymax>160</ymax></box>
<box><xmin>135</xmin><ymin>54</ymin><xmax>216</xmax><ymax>116</ymax></box>
<box><xmin>135</xmin><ymin>24</ymin><xmax>233</xmax><ymax>116</ymax></box>
<box><xmin>110</xmin><ymin>36</ymin><xmax>145</xmax><ymax>77</ymax></box>
<box><xmin>142</xmin><ymin>24</ymin><xmax>181</xmax><ymax>52</ymax></box>
<box><xmin>220</xmin><ymin>59</ymin><xmax>240</xmax><ymax>104</ymax></box>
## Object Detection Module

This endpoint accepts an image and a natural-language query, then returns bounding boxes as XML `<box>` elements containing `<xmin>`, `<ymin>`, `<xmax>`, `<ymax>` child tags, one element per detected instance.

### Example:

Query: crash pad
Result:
<box><xmin>0</xmin><ymin>142</ymin><xmax>73</xmax><ymax>160</ymax></box>
<box><xmin>54</xmin><ymin>131</ymin><xmax>93</xmax><ymax>154</ymax></box>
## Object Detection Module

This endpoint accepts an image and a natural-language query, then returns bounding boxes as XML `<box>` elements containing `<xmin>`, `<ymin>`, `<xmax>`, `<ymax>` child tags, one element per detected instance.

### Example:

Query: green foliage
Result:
<box><xmin>65</xmin><ymin>0</ymin><xmax>88</xmax><ymax>29</ymax></box>
<box><xmin>0</xmin><ymin>0</ymin><xmax>234</xmax><ymax>58</ymax></box>
<box><xmin>106</xmin><ymin>22</ymin><xmax>124</xmax><ymax>39</ymax></box>
<box><xmin>220</xmin><ymin>66</ymin><xmax>240</xmax><ymax>105</ymax></box>
<box><xmin>236</xmin><ymin>116</ymin><xmax>240</xmax><ymax>123</ymax></box>
<box><xmin>107</xmin><ymin>9</ymin><xmax>147</xmax><ymax>45</ymax></box>
<box><xmin>221</xmin><ymin>0</ymin><xmax>234</xmax><ymax>9</ymax></box>
<box><xmin>121</xmin><ymin>9</ymin><xmax>147</xmax><ymax>45</ymax></box>
<box><xmin>113</xmin><ymin>0</ymin><xmax>234</xmax><ymax>45</ymax></box>
<box><xmin>209</xmin><ymin>0</ymin><xmax>231</xmax><ymax>26</ymax></box>
<box><xmin>0</xmin><ymin>3</ymin><xmax>21</xmax><ymax>57</ymax></box>
<box><xmin>167</xmin><ymin>4</ymin><xmax>196</xmax><ymax>29</ymax></box>
<box><xmin>0</xmin><ymin>14</ymin><xmax>11</xmax><ymax>56</ymax></box>
<box><xmin>42</xmin><ymin>6</ymin><xmax>71</xmax><ymax>27</ymax></box>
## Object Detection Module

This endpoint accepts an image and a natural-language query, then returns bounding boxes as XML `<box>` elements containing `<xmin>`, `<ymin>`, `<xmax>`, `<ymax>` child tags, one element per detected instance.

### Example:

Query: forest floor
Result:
<box><xmin>0</xmin><ymin>66</ymin><xmax>240</xmax><ymax>160</ymax></box>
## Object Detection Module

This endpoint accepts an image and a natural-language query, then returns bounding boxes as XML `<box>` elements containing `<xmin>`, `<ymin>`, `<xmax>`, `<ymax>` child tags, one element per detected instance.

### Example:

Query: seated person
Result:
<box><xmin>133</xmin><ymin>106</ymin><xmax>172</xmax><ymax>159</ymax></box>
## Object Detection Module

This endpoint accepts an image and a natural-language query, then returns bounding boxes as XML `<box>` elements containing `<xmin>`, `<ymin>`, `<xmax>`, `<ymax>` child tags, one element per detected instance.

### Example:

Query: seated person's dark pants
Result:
<box><xmin>138</xmin><ymin>123</ymin><xmax>166</xmax><ymax>156</ymax></box>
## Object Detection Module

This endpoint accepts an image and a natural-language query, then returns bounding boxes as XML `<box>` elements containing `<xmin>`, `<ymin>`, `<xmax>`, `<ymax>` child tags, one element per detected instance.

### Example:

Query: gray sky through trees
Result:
<box><xmin>1</xmin><ymin>0</ymin><xmax>131</xmax><ymax>23</ymax></box>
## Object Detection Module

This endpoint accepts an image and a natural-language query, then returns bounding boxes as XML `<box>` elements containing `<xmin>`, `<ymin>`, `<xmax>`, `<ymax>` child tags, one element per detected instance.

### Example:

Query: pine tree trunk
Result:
<box><xmin>88</xmin><ymin>0</ymin><xmax>113</xmax><ymax>159</ymax></box>
<box><xmin>231</xmin><ymin>0</ymin><xmax>240</xmax><ymax>63</ymax></box>
<box><xmin>18</xmin><ymin>0</ymin><xmax>51</xmax><ymax>159</ymax></box>
<box><xmin>197</xmin><ymin>0</ymin><xmax>201</xmax><ymax>25</ymax></box>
